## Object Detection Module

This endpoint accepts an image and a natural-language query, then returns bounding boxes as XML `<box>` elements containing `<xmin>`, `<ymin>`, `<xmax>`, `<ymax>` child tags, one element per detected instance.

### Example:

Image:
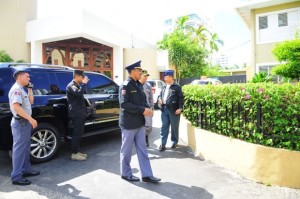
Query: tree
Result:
<box><xmin>0</xmin><ymin>50</ymin><xmax>13</xmax><ymax>62</ymax></box>
<box><xmin>157</xmin><ymin>16</ymin><xmax>208</xmax><ymax>80</ymax></box>
<box><xmin>157</xmin><ymin>16</ymin><xmax>224</xmax><ymax>80</ymax></box>
<box><xmin>272</xmin><ymin>38</ymin><xmax>300</xmax><ymax>80</ymax></box>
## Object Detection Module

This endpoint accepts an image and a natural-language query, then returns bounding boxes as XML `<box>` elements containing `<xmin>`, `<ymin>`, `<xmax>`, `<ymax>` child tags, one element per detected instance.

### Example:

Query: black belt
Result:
<box><xmin>13</xmin><ymin>116</ymin><xmax>27</xmax><ymax>121</ymax></box>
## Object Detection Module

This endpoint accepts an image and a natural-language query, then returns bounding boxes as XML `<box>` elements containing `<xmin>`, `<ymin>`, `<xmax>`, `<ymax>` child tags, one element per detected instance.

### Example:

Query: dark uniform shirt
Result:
<box><xmin>159</xmin><ymin>82</ymin><xmax>183</xmax><ymax>112</ymax></box>
<box><xmin>119</xmin><ymin>77</ymin><xmax>149</xmax><ymax>129</ymax></box>
<box><xmin>66</xmin><ymin>80</ymin><xmax>87</xmax><ymax>118</ymax></box>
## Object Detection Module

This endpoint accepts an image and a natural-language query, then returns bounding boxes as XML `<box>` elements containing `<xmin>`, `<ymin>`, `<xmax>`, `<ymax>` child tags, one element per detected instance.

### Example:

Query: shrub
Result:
<box><xmin>0</xmin><ymin>50</ymin><xmax>13</xmax><ymax>62</ymax></box>
<box><xmin>183</xmin><ymin>83</ymin><xmax>300</xmax><ymax>151</ymax></box>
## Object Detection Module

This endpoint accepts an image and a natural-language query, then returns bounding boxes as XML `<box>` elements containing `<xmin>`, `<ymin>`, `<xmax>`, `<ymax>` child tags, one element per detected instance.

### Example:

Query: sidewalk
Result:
<box><xmin>0</xmin><ymin>110</ymin><xmax>300</xmax><ymax>199</ymax></box>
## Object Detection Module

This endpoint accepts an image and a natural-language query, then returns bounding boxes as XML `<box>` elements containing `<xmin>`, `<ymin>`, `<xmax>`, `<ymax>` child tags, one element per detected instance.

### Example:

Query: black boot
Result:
<box><xmin>146</xmin><ymin>136</ymin><xmax>149</xmax><ymax>147</ymax></box>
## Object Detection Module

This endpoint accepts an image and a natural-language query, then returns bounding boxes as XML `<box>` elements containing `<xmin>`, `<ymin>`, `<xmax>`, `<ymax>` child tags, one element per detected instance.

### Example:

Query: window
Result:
<box><xmin>259</xmin><ymin>16</ymin><xmax>268</xmax><ymax>29</ymax></box>
<box><xmin>55</xmin><ymin>72</ymin><xmax>73</xmax><ymax>94</ymax></box>
<box><xmin>0</xmin><ymin>69</ymin><xmax>13</xmax><ymax>97</ymax></box>
<box><xmin>29</xmin><ymin>71</ymin><xmax>50</xmax><ymax>95</ymax></box>
<box><xmin>87</xmin><ymin>74</ymin><xmax>118</xmax><ymax>94</ymax></box>
<box><xmin>278</xmin><ymin>13</ymin><xmax>288</xmax><ymax>27</ymax></box>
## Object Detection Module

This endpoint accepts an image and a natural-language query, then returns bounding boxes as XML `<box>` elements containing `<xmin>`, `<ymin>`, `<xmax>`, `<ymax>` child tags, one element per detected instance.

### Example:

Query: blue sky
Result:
<box><xmin>38</xmin><ymin>0</ymin><xmax>251</xmax><ymax>64</ymax></box>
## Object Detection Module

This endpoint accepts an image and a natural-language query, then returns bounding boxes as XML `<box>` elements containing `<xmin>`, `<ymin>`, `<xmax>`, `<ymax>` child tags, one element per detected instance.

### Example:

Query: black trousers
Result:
<box><xmin>70</xmin><ymin>117</ymin><xmax>85</xmax><ymax>154</ymax></box>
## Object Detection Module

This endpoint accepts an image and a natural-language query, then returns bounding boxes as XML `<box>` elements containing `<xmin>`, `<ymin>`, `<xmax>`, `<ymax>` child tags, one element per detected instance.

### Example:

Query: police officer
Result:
<box><xmin>9</xmin><ymin>68</ymin><xmax>39</xmax><ymax>186</ymax></box>
<box><xmin>158</xmin><ymin>70</ymin><xmax>184</xmax><ymax>151</ymax></box>
<box><xmin>139</xmin><ymin>70</ymin><xmax>154</xmax><ymax>147</ymax></box>
<box><xmin>66</xmin><ymin>69</ymin><xmax>89</xmax><ymax>161</ymax></box>
<box><xmin>119</xmin><ymin>60</ymin><xmax>161</xmax><ymax>183</ymax></box>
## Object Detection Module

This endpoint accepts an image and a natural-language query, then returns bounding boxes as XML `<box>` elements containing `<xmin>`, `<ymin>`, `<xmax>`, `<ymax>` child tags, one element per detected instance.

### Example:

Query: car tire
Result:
<box><xmin>30</xmin><ymin>123</ymin><xmax>61</xmax><ymax>163</ymax></box>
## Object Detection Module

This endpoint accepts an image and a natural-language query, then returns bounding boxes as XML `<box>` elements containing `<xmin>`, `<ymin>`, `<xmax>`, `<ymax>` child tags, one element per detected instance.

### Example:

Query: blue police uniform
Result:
<box><xmin>119</xmin><ymin>61</ymin><xmax>160</xmax><ymax>183</ymax></box>
<box><xmin>66</xmin><ymin>70</ymin><xmax>87</xmax><ymax>156</ymax></box>
<box><xmin>8</xmin><ymin>82</ymin><xmax>33</xmax><ymax>182</ymax></box>
<box><xmin>159</xmin><ymin>70</ymin><xmax>184</xmax><ymax>149</ymax></box>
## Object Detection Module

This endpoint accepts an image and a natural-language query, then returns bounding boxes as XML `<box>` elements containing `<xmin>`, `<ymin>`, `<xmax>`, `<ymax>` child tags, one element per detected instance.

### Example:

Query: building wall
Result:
<box><xmin>0</xmin><ymin>0</ymin><xmax>37</xmax><ymax>62</ymax></box>
<box><xmin>250</xmin><ymin>1</ymin><xmax>300</xmax><ymax>78</ymax></box>
<box><xmin>123</xmin><ymin>48</ymin><xmax>160</xmax><ymax>80</ymax></box>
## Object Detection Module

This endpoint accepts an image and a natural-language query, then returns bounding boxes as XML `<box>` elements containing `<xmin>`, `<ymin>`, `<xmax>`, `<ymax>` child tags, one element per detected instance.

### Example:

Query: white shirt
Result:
<box><xmin>163</xmin><ymin>84</ymin><xmax>171</xmax><ymax>104</ymax></box>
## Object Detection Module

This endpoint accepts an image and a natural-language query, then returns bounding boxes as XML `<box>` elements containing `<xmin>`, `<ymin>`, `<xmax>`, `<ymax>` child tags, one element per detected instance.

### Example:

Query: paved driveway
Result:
<box><xmin>1</xmin><ymin>110</ymin><xmax>300</xmax><ymax>199</ymax></box>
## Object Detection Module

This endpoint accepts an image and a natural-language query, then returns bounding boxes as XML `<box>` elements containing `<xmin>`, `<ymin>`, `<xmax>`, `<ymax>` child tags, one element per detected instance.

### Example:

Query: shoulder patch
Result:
<box><xmin>123</xmin><ymin>80</ymin><xmax>129</xmax><ymax>86</ymax></box>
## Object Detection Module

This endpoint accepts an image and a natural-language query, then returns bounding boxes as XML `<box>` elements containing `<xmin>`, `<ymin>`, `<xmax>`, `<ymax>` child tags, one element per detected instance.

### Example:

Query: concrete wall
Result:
<box><xmin>123</xmin><ymin>48</ymin><xmax>160</xmax><ymax>80</ymax></box>
<box><xmin>179</xmin><ymin>115</ymin><xmax>300</xmax><ymax>189</ymax></box>
<box><xmin>0</xmin><ymin>0</ymin><xmax>37</xmax><ymax>62</ymax></box>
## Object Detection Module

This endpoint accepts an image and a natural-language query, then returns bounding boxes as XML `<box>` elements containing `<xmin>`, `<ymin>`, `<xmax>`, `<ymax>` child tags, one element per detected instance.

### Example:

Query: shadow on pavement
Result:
<box><xmin>131</xmin><ymin>181</ymin><xmax>214</xmax><ymax>199</ymax></box>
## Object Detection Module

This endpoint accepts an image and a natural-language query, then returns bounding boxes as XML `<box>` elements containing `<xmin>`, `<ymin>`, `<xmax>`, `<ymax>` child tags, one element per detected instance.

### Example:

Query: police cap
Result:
<box><xmin>125</xmin><ymin>60</ymin><xmax>142</xmax><ymax>72</ymax></box>
<box><xmin>73</xmin><ymin>69</ymin><xmax>85</xmax><ymax>77</ymax></box>
<box><xmin>141</xmin><ymin>70</ymin><xmax>150</xmax><ymax>76</ymax></box>
<box><xmin>13</xmin><ymin>68</ymin><xmax>30</xmax><ymax>79</ymax></box>
<box><xmin>163</xmin><ymin>70</ymin><xmax>174</xmax><ymax>76</ymax></box>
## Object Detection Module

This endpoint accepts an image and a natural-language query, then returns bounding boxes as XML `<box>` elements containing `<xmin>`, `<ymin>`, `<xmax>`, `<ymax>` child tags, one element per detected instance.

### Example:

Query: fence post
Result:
<box><xmin>257</xmin><ymin>103</ymin><xmax>262</xmax><ymax>134</ymax></box>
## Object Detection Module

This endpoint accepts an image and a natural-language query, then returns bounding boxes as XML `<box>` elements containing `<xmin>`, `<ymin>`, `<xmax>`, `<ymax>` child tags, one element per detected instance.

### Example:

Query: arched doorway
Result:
<box><xmin>43</xmin><ymin>37</ymin><xmax>114</xmax><ymax>78</ymax></box>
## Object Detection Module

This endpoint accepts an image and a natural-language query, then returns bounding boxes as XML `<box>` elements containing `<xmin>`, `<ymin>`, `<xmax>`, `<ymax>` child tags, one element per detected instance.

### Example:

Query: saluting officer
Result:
<box><xmin>119</xmin><ymin>60</ymin><xmax>161</xmax><ymax>183</ymax></box>
<box><xmin>158</xmin><ymin>70</ymin><xmax>184</xmax><ymax>151</ymax></box>
<box><xmin>66</xmin><ymin>69</ymin><xmax>89</xmax><ymax>161</ymax></box>
<box><xmin>9</xmin><ymin>68</ymin><xmax>39</xmax><ymax>186</ymax></box>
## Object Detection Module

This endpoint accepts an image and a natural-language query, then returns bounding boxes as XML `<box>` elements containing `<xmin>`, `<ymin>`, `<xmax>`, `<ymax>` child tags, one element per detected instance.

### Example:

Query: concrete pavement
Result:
<box><xmin>1</xmin><ymin>110</ymin><xmax>300</xmax><ymax>199</ymax></box>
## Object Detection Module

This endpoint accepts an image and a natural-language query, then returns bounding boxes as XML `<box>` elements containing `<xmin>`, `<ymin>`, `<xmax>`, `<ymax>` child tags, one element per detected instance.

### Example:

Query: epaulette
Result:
<box><xmin>123</xmin><ymin>80</ymin><xmax>129</xmax><ymax>86</ymax></box>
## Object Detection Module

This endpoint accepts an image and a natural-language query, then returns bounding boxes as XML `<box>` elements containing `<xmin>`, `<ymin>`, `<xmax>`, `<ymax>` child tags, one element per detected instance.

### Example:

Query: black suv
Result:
<box><xmin>0</xmin><ymin>63</ymin><xmax>120</xmax><ymax>163</ymax></box>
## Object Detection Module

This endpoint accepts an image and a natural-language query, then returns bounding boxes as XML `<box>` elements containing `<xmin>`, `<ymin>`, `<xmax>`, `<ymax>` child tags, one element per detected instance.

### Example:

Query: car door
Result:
<box><xmin>86</xmin><ymin>73</ymin><xmax>119</xmax><ymax>128</ymax></box>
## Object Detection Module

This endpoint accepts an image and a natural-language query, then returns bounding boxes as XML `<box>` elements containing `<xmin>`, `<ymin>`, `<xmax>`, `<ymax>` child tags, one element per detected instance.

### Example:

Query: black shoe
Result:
<box><xmin>146</xmin><ymin>136</ymin><xmax>149</xmax><ymax>147</ymax></box>
<box><xmin>121</xmin><ymin>175</ymin><xmax>140</xmax><ymax>182</ymax></box>
<box><xmin>23</xmin><ymin>170</ymin><xmax>40</xmax><ymax>177</ymax></box>
<box><xmin>159</xmin><ymin>145</ymin><xmax>166</xmax><ymax>151</ymax></box>
<box><xmin>142</xmin><ymin>176</ymin><xmax>161</xmax><ymax>183</ymax></box>
<box><xmin>12</xmin><ymin>177</ymin><xmax>31</xmax><ymax>186</ymax></box>
<box><xmin>171</xmin><ymin>143</ymin><xmax>178</xmax><ymax>148</ymax></box>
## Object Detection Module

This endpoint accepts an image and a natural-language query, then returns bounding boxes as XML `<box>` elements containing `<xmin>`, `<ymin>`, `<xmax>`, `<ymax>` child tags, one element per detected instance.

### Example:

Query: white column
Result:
<box><xmin>30</xmin><ymin>41</ymin><xmax>43</xmax><ymax>64</ymax></box>
<box><xmin>113</xmin><ymin>46</ymin><xmax>124</xmax><ymax>85</ymax></box>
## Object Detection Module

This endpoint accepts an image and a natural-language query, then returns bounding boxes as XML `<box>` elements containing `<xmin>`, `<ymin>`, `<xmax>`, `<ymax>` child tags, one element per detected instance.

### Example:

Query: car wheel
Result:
<box><xmin>30</xmin><ymin>123</ymin><xmax>61</xmax><ymax>163</ymax></box>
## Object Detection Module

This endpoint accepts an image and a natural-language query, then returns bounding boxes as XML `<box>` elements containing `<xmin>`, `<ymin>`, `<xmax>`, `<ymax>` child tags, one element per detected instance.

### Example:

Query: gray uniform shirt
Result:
<box><xmin>8</xmin><ymin>82</ymin><xmax>32</xmax><ymax>117</ymax></box>
<box><xmin>143</xmin><ymin>82</ymin><xmax>154</xmax><ymax>109</ymax></box>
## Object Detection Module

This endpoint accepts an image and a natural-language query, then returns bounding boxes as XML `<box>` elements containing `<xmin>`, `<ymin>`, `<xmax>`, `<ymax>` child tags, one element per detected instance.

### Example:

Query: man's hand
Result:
<box><xmin>29</xmin><ymin>118</ymin><xmax>38</xmax><ymax>129</ymax></box>
<box><xmin>175</xmin><ymin>109</ymin><xmax>182</xmax><ymax>115</ymax></box>
<box><xmin>143</xmin><ymin>108</ymin><xmax>153</xmax><ymax>116</ymax></box>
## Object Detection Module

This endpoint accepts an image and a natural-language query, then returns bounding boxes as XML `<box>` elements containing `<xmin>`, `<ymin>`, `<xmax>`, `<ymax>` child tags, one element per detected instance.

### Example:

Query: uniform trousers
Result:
<box><xmin>11</xmin><ymin>118</ymin><xmax>32</xmax><ymax>181</ymax></box>
<box><xmin>70</xmin><ymin>117</ymin><xmax>85</xmax><ymax>154</ymax></box>
<box><xmin>160</xmin><ymin>107</ymin><xmax>181</xmax><ymax>145</ymax></box>
<box><xmin>120</xmin><ymin>126</ymin><xmax>153</xmax><ymax>178</ymax></box>
<box><xmin>144</xmin><ymin>115</ymin><xmax>153</xmax><ymax>136</ymax></box>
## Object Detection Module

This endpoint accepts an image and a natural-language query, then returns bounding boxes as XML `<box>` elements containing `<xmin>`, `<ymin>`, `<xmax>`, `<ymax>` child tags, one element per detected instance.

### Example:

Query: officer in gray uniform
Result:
<box><xmin>119</xmin><ymin>60</ymin><xmax>161</xmax><ymax>183</ymax></box>
<box><xmin>139</xmin><ymin>70</ymin><xmax>154</xmax><ymax>147</ymax></box>
<box><xmin>8</xmin><ymin>68</ymin><xmax>39</xmax><ymax>186</ymax></box>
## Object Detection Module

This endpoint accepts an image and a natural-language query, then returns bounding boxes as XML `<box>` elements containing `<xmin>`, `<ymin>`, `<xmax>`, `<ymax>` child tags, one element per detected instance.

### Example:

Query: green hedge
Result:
<box><xmin>182</xmin><ymin>83</ymin><xmax>300</xmax><ymax>151</ymax></box>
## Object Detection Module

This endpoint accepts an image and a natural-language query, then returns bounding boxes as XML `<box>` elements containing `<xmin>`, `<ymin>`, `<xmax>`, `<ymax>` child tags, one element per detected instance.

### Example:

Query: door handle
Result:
<box><xmin>95</xmin><ymin>101</ymin><xmax>104</xmax><ymax>104</ymax></box>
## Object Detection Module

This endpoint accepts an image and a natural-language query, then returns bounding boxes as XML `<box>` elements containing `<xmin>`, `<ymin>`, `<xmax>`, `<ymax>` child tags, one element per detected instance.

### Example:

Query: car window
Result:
<box><xmin>47</xmin><ymin>73</ymin><xmax>65</xmax><ymax>95</ymax></box>
<box><xmin>29</xmin><ymin>71</ymin><xmax>50</xmax><ymax>95</ymax></box>
<box><xmin>87</xmin><ymin>74</ymin><xmax>118</xmax><ymax>94</ymax></box>
<box><xmin>0</xmin><ymin>68</ymin><xmax>13</xmax><ymax>97</ymax></box>
<box><xmin>157</xmin><ymin>81</ymin><xmax>163</xmax><ymax>89</ymax></box>
<box><xmin>55</xmin><ymin>72</ymin><xmax>73</xmax><ymax>94</ymax></box>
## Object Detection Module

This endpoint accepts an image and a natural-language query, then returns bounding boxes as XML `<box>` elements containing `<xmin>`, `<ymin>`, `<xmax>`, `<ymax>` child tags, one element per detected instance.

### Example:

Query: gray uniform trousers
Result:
<box><xmin>11</xmin><ymin>118</ymin><xmax>32</xmax><ymax>181</ymax></box>
<box><xmin>120</xmin><ymin>126</ymin><xmax>153</xmax><ymax>177</ymax></box>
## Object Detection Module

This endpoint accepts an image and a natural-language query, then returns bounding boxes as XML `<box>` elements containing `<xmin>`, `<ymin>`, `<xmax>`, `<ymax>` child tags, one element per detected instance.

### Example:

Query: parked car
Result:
<box><xmin>146</xmin><ymin>79</ymin><xmax>166</xmax><ymax>109</ymax></box>
<box><xmin>190</xmin><ymin>78</ymin><xmax>223</xmax><ymax>85</ymax></box>
<box><xmin>0</xmin><ymin>63</ymin><xmax>120</xmax><ymax>163</ymax></box>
